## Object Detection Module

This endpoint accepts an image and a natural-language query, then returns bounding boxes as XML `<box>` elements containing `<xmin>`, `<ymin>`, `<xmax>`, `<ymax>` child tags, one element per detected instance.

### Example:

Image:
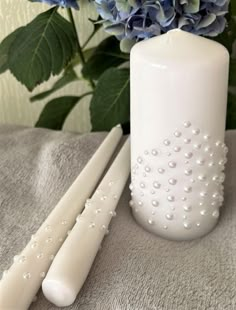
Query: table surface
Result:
<box><xmin>0</xmin><ymin>125</ymin><xmax>235</xmax><ymax>310</ymax></box>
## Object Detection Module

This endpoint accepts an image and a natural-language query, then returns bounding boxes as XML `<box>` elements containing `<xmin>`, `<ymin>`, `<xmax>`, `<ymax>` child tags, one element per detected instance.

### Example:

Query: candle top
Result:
<box><xmin>131</xmin><ymin>29</ymin><xmax>229</xmax><ymax>66</ymax></box>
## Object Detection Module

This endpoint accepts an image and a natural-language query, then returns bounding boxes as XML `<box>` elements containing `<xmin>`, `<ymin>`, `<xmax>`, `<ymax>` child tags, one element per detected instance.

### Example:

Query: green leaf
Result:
<box><xmin>35</xmin><ymin>96</ymin><xmax>80</xmax><ymax>130</ymax></box>
<box><xmin>229</xmin><ymin>58</ymin><xmax>236</xmax><ymax>87</ymax></box>
<box><xmin>30</xmin><ymin>67</ymin><xmax>78</xmax><ymax>102</ymax></box>
<box><xmin>231</xmin><ymin>1</ymin><xmax>236</xmax><ymax>16</ymax></box>
<box><xmin>213</xmin><ymin>10</ymin><xmax>236</xmax><ymax>54</ymax></box>
<box><xmin>90</xmin><ymin>68</ymin><xmax>130</xmax><ymax>131</ymax></box>
<box><xmin>226</xmin><ymin>93</ymin><xmax>236</xmax><ymax>129</ymax></box>
<box><xmin>70</xmin><ymin>48</ymin><xmax>96</xmax><ymax>67</ymax></box>
<box><xmin>8</xmin><ymin>8</ymin><xmax>77</xmax><ymax>91</ymax></box>
<box><xmin>82</xmin><ymin>36</ymin><xmax>129</xmax><ymax>80</ymax></box>
<box><xmin>0</xmin><ymin>27</ymin><xmax>24</xmax><ymax>74</ymax></box>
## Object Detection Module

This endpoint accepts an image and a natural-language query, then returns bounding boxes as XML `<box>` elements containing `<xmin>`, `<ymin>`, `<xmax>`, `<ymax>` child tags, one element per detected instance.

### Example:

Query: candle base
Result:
<box><xmin>130</xmin><ymin>122</ymin><xmax>227</xmax><ymax>241</ymax></box>
<box><xmin>132</xmin><ymin>208</ymin><xmax>219</xmax><ymax>241</ymax></box>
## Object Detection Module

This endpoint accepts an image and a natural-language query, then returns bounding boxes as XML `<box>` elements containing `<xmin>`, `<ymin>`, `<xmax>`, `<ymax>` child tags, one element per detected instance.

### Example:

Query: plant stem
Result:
<box><xmin>82</xmin><ymin>24</ymin><xmax>102</xmax><ymax>49</ymax></box>
<box><xmin>67</xmin><ymin>8</ymin><xmax>95</xmax><ymax>89</ymax></box>
<box><xmin>80</xmin><ymin>91</ymin><xmax>94</xmax><ymax>99</ymax></box>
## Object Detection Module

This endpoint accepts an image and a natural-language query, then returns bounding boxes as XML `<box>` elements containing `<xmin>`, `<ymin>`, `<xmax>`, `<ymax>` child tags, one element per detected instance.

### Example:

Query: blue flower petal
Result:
<box><xmin>30</xmin><ymin>0</ymin><xmax>79</xmax><ymax>9</ymax></box>
<box><xmin>94</xmin><ymin>0</ymin><xmax>229</xmax><ymax>41</ymax></box>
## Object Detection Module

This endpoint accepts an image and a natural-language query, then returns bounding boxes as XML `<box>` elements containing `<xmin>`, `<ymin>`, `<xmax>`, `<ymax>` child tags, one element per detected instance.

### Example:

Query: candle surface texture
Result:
<box><xmin>130</xmin><ymin>30</ymin><xmax>229</xmax><ymax>240</ymax></box>
<box><xmin>0</xmin><ymin>126</ymin><xmax>122</xmax><ymax>310</ymax></box>
<box><xmin>42</xmin><ymin>138</ymin><xmax>130</xmax><ymax>307</ymax></box>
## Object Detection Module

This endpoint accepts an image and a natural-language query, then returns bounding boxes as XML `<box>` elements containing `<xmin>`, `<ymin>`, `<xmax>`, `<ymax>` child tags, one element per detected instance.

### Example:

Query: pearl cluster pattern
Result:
<box><xmin>130</xmin><ymin>121</ymin><xmax>228</xmax><ymax>234</ymax></box>
<box><xmin>1</xmin><ymin>181</ymin><xmax>119</xmax><ymax>282</ymax></box>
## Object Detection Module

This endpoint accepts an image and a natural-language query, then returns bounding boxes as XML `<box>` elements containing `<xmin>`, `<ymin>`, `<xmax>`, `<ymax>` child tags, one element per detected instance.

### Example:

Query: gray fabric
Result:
<box><xmin>0</xmin><ymin>125</ymin><xmax>235</xmax><ymax>310</ymax></box>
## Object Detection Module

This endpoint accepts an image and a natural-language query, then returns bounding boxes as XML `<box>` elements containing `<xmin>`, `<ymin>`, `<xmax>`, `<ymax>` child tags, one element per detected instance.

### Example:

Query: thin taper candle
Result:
<box><xmin>42</xmin><ymin>138</ymin><xmax>130</xmax><ymax>307</ymax></box>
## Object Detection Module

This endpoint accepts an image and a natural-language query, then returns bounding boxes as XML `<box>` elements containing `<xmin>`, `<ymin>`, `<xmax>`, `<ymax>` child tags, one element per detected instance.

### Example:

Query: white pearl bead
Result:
<box><xmin>168</xmin><ymin>161</ymin><xmax>176</xmax><ymax>168</ymax></box>
<box><xmin>183</xmin><ymin>121</ymin><xmax>191</xmax><ymax>128</ymax></box>
<box><xmin>185</xmin><ymin>152</ymin><xmax>193</xmax><ymax>159</ymax></box>
<box><xmin>31</xmin><ymin>242</ymin><xmax>38</xmax><ymax>249</ymax></box>
<box><xmin>184</xmin><ymin>169</ymin><xmax>192</xmax><ymax>176</ymax></box>
<box><xmin>183</xmin><ymin>222</ymin><xmax>192</xmax><ymax>230</ymax></box>
<box><xmin>13</xmin><ymin>255</ymin><xmax>20</xmax><ymax>262</ymax></box>
<box><xmin>212</xmin><ymin>175</ymin><xmax>219</xmax><ymax>181</ymax></box>
<box><xmin>152</xmin><ymin>200</ymin><xmax>159</xmax><ymax>207</ymax></box>
<box><xmin>163</xmin><ymin>139</ymin><xmax>170</xmax><ymax>146</ymax></box>
<box><xmin>137</xmin><ymin>157</ymin><xmax>143</xmax><ymax>163</ymax></box>
<box><xmin>36</xmin><ymin>253</ymin><xmax>44</xmax><ymax>259</ymax></box>
<box><xmin>153</xmin><ymin>181</ymin><xmax>161</xmax><ymax>189</ymax></box>
<box><xmin>140</xmin><ymin>182</ymin><xmax>145</xmax><ymax>188</ymax></box>
<box><xmin>148</xmin><ymin>219</ymin><xmax>154</xmax><ymax>225</ymax></box>
<box><xmin>183</xmin><ymin>138</ymin><xmax>191</xmax><ymax>144</ymax></box>
<box><xmin>198</xmin><ymin>175</ymin><xmax>206</xmax><ymax>181</ymax></box>
<box><xmin>204</xmin><ymin>134</ymin><xmax>210</xmax><ymax>140</ymax></box>
<box><xmin>45</xmin><ymin>225</ymin><xmax>52</xmax><ymax>232</ymax></box>
<box><xmin>200</xmin><ymin>210</ymin><xmax>207</xmax><ymax>215</ymax></box>
<box><xmin>2</xmin><ymin>270</ymin><xmax>8</xmax><ymax>278</ymax></box>
<box><xmin>193</xmin><ymin>143</ymin><xmax>201</xmax><ymax>149</ymax></box>
<box><xmin>183</xmin><ymin>205</ymin><xmax>192</xmax><ymax>212</ymax></box>
<box><xmin>174</xmin><ymin>131</ymin><xmax>181</xmax><ymax>137</ymax></box>
<box><xmin>167</xmin><ymin>195</ymin><xmax>175</xmax><ymax>202</ymax></box>
<box><xmin>184</xmin><ymin>186</ymin><xmax>192</xmax><ymax>193</ymax></box>
<box><xmin>212</xmin><ymin>210</ymin><xmax>220</xmax><ymax>218</ymax></box>
<box><xmin>212</xmin><ymin>192</ymin><xmax>219</xmax><ymax>199</ymax></box>
<box><xmin>204</xmin><ymin>146</ymin><xmax>211</xmax><ymax>152</ymax></box>
<box><xmin>168</xmin><ymin>178</ymin><xmax>177</xmax><ymax>185</ymax></box>
<box><xmin>18</xmin><ymin>256</ymin><xmax>26</xmax><ymax>263</ymax></box>
<box><xmin>166</xmin><ymin>213</ymin><xmax>173</xmax><ymax>220</ymax></box>
<box><xmin>192</xmin><ymin>128</ymin><xmax>200</xmax><ymax>135</ymax></box>
<box><xmin>196</xmin><ymin>159</ymin><xmax>205</xmax><ymax>165</ymax></box>
<box><xmin>23</xmin><ymin>272</ymin><xmax>31</xmax><ymax>280</ymax></box>
<box><xmin>173</xmin><ymin>146</ymin><xmax>181</xmax><ymax>152</ymax></box>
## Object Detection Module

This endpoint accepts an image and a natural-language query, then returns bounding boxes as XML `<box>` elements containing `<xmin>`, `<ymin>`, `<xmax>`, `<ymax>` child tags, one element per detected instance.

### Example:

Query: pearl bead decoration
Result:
<box><xmin>130</xmin><ymin>121</ymin><xmax>227</xmax><ymax>239</ymax></box>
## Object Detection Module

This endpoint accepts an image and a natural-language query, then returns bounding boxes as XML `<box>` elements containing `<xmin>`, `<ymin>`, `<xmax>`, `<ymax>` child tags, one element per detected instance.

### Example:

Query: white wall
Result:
<box><xmin>0</xmin><ymin>0</ymin><xmax>104</xmax><ymax>132</ymax></box>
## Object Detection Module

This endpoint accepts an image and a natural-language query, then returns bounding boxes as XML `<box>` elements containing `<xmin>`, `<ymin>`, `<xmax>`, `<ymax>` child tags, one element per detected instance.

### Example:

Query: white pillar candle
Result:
<box><xmin>0</xmin><ymin>126</ymin><xmax>122</xmax><ymax>310</ymax></box>
<box><xmin>130</xmin><ymin>29</ymin><xmax>229</xmax><ymax>241</ymax></box>
<box><xmin>42</xmin><ymin>138</ymin><xmax>130</xmax><ymax>307</ymax></box>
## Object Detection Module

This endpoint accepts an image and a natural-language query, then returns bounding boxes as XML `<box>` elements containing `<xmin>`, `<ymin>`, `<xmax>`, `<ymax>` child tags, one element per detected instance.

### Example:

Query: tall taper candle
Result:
<box><xmin>42</xmin><ymin>138</ymin><xmax>130</xmax><ymax>307</ymax></box>
<box><xmin>0</xmin><ymin>126</ymin><xmax>122</xmax><ymax>310</ymax></box>
<box><xmin>130</xmin><ymin>30</ymin><xmax>229</xmax><ymax>241</ymax></box>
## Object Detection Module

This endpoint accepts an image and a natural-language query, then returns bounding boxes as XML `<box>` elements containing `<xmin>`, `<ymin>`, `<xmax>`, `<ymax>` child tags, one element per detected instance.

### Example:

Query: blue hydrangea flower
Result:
<box><xmin>30</xmin><ymin>0</ymin><xmax>79</xmax><ymax>9</ymax></box>
<box><xmin>94</xmin><ymin>0</ymin><xmax>229</xmax><ymax>50</ymax></box>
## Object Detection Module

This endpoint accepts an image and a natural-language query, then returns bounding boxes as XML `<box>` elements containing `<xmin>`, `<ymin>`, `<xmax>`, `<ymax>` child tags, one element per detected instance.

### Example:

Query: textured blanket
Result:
<box><xmin>0</xmin><ymin>125</ymin><xmax>235</xmax><ymax>310</ymax></box>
